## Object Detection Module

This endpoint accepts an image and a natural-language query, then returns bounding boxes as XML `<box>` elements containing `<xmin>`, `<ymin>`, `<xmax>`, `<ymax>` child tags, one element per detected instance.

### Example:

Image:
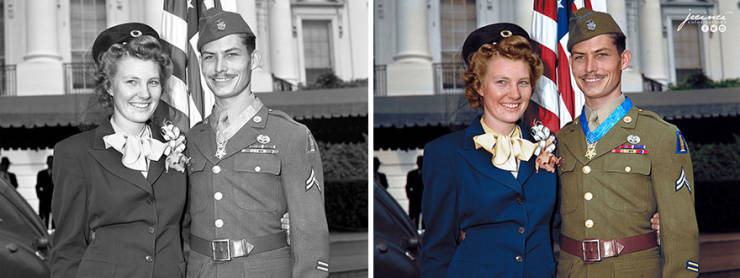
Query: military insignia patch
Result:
<box><xmin>675</xmin><ymin>167</ymin><xmax>692</xmax><ymax>193</ymax></box>
<box><xmin>306</xmin><ymin>130</ymin><xmax>317</xmax><ymax>153</ymax></box>
<box><xmin>686</xmin><ymin>260</ymin><xmax>699</xmax><ymax>273</ymax></box>
<box><xmin>215</xmin><ymin>19</ymin><xmax>226</xmax><ymax>31</ymax></box>
<box><xmin>316</xmin><ymin>260</ymin><xmax>329</xmax><ymax>272</ymax></box>
<box><xmin>305</xmin><ymin>168</ymin><xmax>321</xmax><ymax>192</ymax></box>
<box><xmin>627</xmin><ymin>134</ymin><xmax>640</xmax><ymax>144</ymax></box>
<box><xmin>676</xmin><ymin>130</ymin><xmax>688</xmax><ymax>154</ymax></box>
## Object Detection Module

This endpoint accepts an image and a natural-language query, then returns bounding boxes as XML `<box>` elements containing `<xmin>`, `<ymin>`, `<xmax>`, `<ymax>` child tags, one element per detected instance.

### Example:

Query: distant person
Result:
<box><xmin>374</xmin><ymin>157</ymin><xmax>389</xmax><ymax>189</ymax></box>
<box><xmin>0</xmin><ymin>157</ymin><xmax>18</xmax><ymax>189</ymax></box>
<box><xmin>36</xmin><ymin>155</ymin><xmax>54</xmax><ymax>229</ymax></box>
<box><xmin>405</xmin><ymin>155</ymin><xmax>424</xmax><ymax>229</ymax></box>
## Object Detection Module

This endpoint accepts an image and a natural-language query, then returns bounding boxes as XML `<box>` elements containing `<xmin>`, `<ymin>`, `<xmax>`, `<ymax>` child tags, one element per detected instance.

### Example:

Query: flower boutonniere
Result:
<box><xmin>530</xmin><ymin>121</ymin><xmax>562</xmax><ymax>173</ymax></box>
<box><xmin>161</xmin><ymin>120</ymin><xmax>191</xmax><ymax>173</ymax></box>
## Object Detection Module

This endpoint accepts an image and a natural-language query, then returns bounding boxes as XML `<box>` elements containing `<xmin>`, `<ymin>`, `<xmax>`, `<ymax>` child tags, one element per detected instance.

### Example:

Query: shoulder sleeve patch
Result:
<box><xmin>306</xmin><ymin>129</ymin><xmax>317</xmax><ymax>153</ymax></box>
<box><xmin>676</xmin><ymin>130</ymin><xmax>689</xmax><ymax>154</ymax></box>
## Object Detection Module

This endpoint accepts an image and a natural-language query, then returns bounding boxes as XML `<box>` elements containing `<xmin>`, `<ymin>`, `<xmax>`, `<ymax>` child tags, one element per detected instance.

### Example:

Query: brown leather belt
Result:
<box><xmin>560</xmin><ymin>231</ymin><xmax>658</xmax><ymax>262</ymax></box>
<box><xmin>190</xmin><ymin>231</ymin><xmax>287</xmax><ymax>262</ymax></box>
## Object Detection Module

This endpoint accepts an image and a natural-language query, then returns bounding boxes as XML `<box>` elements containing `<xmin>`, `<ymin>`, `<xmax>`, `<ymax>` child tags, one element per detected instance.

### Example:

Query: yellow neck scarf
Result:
<box><xmin>473</xmin><ymin>118</ymin><xmax>536</xmax><ymax>172</ymax></box>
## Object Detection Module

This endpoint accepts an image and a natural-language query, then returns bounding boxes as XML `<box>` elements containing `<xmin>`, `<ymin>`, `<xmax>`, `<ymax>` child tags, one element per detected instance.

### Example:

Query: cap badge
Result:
<box><xmin>627</xmin><ymin>135</ymin><xmax>640</xmax><ymax>144</ymax></box>
<box><xmin>130</xmin><ymin>30</ymin><xmax>142</xmax><ymax>38</ymax></box>
<box><xmin>586</xmin><ymin>19</ymin><xmax>597</xmax><ymax>31</ymax></box>
<box><xmin>215</xmin><ymin>19</ymin><xmax>226</xmax><ymax>31</ymax></box>
<box><xmin>500</xmin><ymin>30</ymin><xmax>512</xmax><ymax>38</ymax></box>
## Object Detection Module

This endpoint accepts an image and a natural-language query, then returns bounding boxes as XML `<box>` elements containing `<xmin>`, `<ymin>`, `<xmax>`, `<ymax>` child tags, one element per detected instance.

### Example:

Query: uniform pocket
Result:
<box><xmin>602</xmin><ymin>156</ymin><xmax>652</xmax><ymax>212</ymax></box>
<box><xmin>76</xmin><ymin>259</ymin><xmax>116</xmax><ymax>278</ymax></box>
<box><xmin>232</xmin><ymin>153</ymin><xmax>282</xmax><ymax>211</ymax></box>
<box><xmin>188</xmin><ymin>157</ymin><xmax>208</xmax><ymax>213</ymax></box>
<box><xmin>558</xmin><ymin>158</ymin><xmax>579</xmax><ymax>215</ymax></box>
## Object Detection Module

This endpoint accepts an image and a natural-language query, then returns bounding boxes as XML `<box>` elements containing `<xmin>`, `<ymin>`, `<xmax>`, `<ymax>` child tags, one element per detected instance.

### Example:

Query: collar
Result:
<box><xmin>584</xmin><ymin>93</ymin><xmax>626</xmax><ymax>127</ymax></box>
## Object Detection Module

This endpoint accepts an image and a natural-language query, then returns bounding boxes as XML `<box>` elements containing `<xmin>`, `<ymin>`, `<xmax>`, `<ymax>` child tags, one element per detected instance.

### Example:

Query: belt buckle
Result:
<box><xmin>582</xmin><ymin>239</ymin><xmax>601</xmax><ymax>262</ymax></box>
<box><xmin>212</xmin><ymin>239</ymin><xmax>232</xmax><ymax>261</ymax></box>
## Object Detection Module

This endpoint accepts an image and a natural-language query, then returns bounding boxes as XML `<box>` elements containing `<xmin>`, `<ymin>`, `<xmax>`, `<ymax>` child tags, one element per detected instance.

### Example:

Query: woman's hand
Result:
<box><xmin>535</xmin><ymin>144</ymin><xmax>562</xmax><ymax>173</ymax></box>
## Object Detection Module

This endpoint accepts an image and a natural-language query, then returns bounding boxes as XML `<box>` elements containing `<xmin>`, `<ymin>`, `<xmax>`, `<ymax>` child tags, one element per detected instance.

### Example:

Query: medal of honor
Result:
<box><xmin>585</xmin><ymin>142</ymin><xmax>597</xmax><ymax>160</ymax></box>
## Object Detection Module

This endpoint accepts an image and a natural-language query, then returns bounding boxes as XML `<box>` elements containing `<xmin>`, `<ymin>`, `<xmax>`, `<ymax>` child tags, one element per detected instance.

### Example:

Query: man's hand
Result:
<box><xmin>281</xmin><ymin>212</ymin><xmax>290</xmax><ymax>245</ymax></box>
<box><xmin>650</xmin><ymin>212</ymin><xmax>660</xmax><ymax>245</ymax></box>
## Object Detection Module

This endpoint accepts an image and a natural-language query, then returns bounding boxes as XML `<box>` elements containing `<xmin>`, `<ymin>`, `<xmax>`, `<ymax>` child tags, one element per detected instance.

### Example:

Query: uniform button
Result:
<box><xmin>584</xmin><ymin>192</ymin><xmax>593</xmax><ymax>200</ymax></box>
<box><xmin>214</xmin><ymin>192</ymin><xmax>223</xmax><ymax>200</ymax></box>
<box><xmin>625</xmin><ymin>166</ymin><xmax>631</xmax><ymax>173</ymax></box>
<box><xmin>515</xmin><ymin>255</ymin><xmax>523</xmax><ymax>263</ymax></box>
<box><xmin>146</xmin><ymin>197</ymin><xmax>154</xmax><ymax>204</ymax></box>
<box><xmin>623</xmin><ymin>116</ymin><xmax>633</xmax><ymax>123</ymax></box>
<box><xmin>145</xmin><ymin>255</ymin><xmax>153</xmax><ymax>263</ymax></box>
<box><xmin>212</xmin><ymin>165</ymin><xmax>221</xmax><ymax>174</ymax></box>
<box><xmin>585</xmin><ymin>219</ymin><xmax>594</xmax><ymax>228</ymax></box>
<box><xmin>516</xmin><ymin>196</ymin><xmax>524</xmax><ymax>205</ymax></box>
<box><xmin>215</xmin><ymin>219</ymin><xmax>224</xmax><ymax>228</ymax></box>
<box><xmin>254</xmin><ymin>166</ymin><xmax>261</xmax><ymax>172</ymax></box>
<box><xmin>582</xmin><ymin>166</ymin><xmax>591</xmax><ymax>174</ymax></box>
<box><xmin>148</xmin><ymin>227</ymin><xmax>155</xmax><ymax>234</ymax></box>
<box><xmin>518</xmin><ymin>227</ymin><xmax>525</xmax><ymax>234</ymax></box>
<box><xmin>253</xmin><ymin>116</ymin><xmax>262</xmax><ymax>123</ymax></box>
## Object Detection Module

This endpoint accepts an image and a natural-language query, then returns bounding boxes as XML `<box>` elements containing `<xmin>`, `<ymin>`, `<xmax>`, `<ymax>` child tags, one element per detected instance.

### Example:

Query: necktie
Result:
<box><xmin>473</xmin><ymin>119</ymin><xmax>536</xmax><ymax>172</ymax></box>
<box><xmin>103</xmin><ymin>126</ymin><xmax>167</xmax><ymax>172</ymax></box>
<box><xmin>588</xmin><ymin>111</ymin><xmax>599</xmax><ymax>131</ymax></box>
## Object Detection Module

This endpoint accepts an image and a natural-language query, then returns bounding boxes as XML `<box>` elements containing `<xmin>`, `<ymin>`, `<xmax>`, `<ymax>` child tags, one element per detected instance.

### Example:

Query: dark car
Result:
<box><xmin>0</xmin><ymin>178</ymin><xmax>50</xmax><ymax>277</ymax></box>
<box><xmin>374</xmin><ymin>183</ymin><xmax>421</xmax><ymax>277</ymax></box>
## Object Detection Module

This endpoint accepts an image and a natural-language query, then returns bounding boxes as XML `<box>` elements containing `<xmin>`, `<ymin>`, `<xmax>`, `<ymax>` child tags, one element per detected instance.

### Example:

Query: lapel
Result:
<box><xmin>88</xmin><ymin>119</ymin><xmax>153</xmax><ymax>194</ymax></box>
<box><xmin>458</xmin><ymin>116</ymin><xmax>522</xmax><ymax>194</ymax></box>
<box><xmin>515</xmin><ymin>120</ymin><xmax>534</xmax><ymax>185</ymax></box>
<box><xmin>190</xmin><ymin>121</ymin><xmax>219</xmax><ymax>165</ymax></box>
<box><xmin>589</xmin><ymin>106</ymin><xmax>639</xmax><ymax>161</ymax></box>
<box><xmin>561</xmin><ymin>117</ymin><xmax>589</xmax><ymax>165</ymax></box>
<box><xmin>146</xmin><ymin>122</ymin><xmax>165</xmax><ymax>185</ymax></box>
<box><xmin>220</xmin><ymin>106</ymin><xmax>269</xmax><ymax>161</ymax></box>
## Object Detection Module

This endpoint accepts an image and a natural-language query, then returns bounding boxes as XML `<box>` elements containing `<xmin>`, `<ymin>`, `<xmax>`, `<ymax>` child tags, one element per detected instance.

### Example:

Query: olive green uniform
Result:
<box><xmin>556</xmin><ymin>105</ymin><xmax>699</xmax><ymax>277</ymax></box>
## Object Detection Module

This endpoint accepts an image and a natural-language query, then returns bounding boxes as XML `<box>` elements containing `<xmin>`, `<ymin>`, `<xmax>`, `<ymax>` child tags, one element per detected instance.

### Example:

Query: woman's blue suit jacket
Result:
<box><xmin>421</xmin><ymin>117</ymin><xmax>557</xmax><ymax>278</ymax></box>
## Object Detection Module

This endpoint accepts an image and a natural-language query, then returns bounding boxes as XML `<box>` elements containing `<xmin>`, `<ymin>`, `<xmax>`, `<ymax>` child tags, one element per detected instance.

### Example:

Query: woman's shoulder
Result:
<box><xmin>424</xmin><ymin>129</ymin><xmax>466</xmax><ymax>155</ymax></box>
<box><xmin>54</xmin><ymin>129</ymin><xmax>95</xmax><ymax>157</ymax></box>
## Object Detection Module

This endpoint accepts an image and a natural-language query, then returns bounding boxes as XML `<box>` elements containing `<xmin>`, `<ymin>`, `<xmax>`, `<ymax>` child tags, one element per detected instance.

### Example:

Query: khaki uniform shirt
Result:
<box><xmin>185</xmin><ymin>104</ymin><xmax>329</xmax><ymax>278</ymax></box>
<box><xmin>556</xmin><ymin>105</ymin><xmax>699</xmax><ymax>278</ymax></box>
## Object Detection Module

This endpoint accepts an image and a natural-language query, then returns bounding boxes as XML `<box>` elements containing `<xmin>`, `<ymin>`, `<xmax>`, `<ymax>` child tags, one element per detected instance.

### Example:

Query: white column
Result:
<box><xmin>17</xmin><ymin>0</ymin><xmax>64</xmax><ymax>95</ymax></box>
<box><xmin>639</xmin><ymin>0</ymin><xmax>668</xmax><ymax>87</ymax></box>
<box><xmin>607</xmin><ymin>0</ymin><xmax>640</xmax><ymax>92</ymax></box>
<box><xmin>239</xmin><ymin>0</ymin><xmax>272</xmax><ymax>92</ymax></box>
<box><xmin>386</xmin><ymin>0</ymin><xmax>433</xmax><ymax>95</ymax></box>
<box><xmin>514</xmin><ymin>0</ymin><xmax>533</xmax><ymax>32</ymax></box>
<box><xmin>143</xmin><ymin>0</ymin><xmax>164</xmax><ymax>34</ymax></box>
<box><xmin>718</xmin><ymin>0</ymin><xmax>740</xmax><ymax>79</ymax></box>
<box><xmin>268</xmin><ymin>0</ymin><xmax>298</xmax><ymax>85</ymax></box>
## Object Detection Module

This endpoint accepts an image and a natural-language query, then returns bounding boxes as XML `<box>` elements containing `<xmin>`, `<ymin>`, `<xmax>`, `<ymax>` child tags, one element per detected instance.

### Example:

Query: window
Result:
<box><xmin>302</xmin><ymin>20</ymin><xmax>334</xmax><ymax>85</ymax></box>
<box><xmin>672</xmin><ymin>19</ymin><xmax>703</xmax><ymax>83</ymax></box>
<box><xmin>69</xmin><ymin>0</ymin><xmax>106</xmax><ymax>91</ymax></box>
<box><xmin>440</xmin><ymin>0</ymin><xmax>476</xmax><ymax>64</ymax></box>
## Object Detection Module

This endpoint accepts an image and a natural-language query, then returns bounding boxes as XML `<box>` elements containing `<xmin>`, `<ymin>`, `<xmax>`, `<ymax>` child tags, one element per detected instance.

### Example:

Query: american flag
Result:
<box><xmin>530</xmin><ymin>0</ymin><xmax>607</xmax><ymax>132</ymax></box>
<box><xmin>160</xmin><ymin>0</ymin><xmax>238</xmax><ymax>131</ymax></box>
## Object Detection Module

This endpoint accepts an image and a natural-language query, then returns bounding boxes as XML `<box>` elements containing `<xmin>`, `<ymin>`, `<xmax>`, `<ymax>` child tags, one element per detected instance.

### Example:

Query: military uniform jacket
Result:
<box><xmin>556</xmin><ymin>106</ymin><xmax>699</xmax><ymax>277</ymax></box>
<box><xmin>51</xmin><ymin>120</ymin><xmax>188</xmax><ymax>278</ymax></box>
<box><xmin>185</xmin><ymin>105</ymin><xmax>329</xmax><ymax>278</ymax></box>
<box><xmin>421</xmin><ymin>117</ymin><xmax>557</xmax><ymax>278</ymax></box>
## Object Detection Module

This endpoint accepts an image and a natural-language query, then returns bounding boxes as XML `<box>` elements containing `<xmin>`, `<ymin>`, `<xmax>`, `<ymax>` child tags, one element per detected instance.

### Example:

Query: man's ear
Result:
<box><xmin>250</xmin><ymin>50</ymin><xmax>261</xmax><ymax>70</ymax></box>
<box><xmin>620</xmin><ymin>49</ymin><xmax>632</xmax><ymax>70</ymax></box>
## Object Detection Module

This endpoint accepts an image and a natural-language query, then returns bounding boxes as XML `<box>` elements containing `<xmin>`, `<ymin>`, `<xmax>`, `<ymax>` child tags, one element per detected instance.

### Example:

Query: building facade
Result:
<box><xmin>374</xmin><ymin>0</ymin><xmax>740</xmax><ymax>210</ymax></box>
<box><xmin>0</xmin><ymin>0</ymin><xmax>368</xmax><ymax>212</ymax></box>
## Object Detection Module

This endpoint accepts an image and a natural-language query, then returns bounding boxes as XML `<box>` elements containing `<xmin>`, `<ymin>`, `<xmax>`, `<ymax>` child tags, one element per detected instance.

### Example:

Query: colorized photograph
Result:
<box><xmin>374</xmin><ymin>0</ymin><xmax>740</xmax><ymax>277</ymax></box>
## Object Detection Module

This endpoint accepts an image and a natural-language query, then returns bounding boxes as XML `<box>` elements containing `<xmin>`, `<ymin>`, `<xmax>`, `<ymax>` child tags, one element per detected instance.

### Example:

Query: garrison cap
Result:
<box><xmin>197</xmin><ymin>9</ymin><xmax>255</xmax><ymax>50</ymax></box>
<box><xmin>92</xmin><ymin>22</ymin><xmax>159</xmax><ymax>64</ymax></box>
<box><xmin>461</xmin><ymin>23</ymin><xmax>533</xmax><ymax>66</ymax></box>
<box><xmin>567</xmin><ymin>8</ymin><xmax>624</xmax><ymax>51</ymax></box>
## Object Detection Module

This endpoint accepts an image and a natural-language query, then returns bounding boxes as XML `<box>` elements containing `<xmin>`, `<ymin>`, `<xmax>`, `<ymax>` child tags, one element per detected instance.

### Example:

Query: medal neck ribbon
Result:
<box><xmin>580</xmin><ymin>96</ymin><xmax>633</xmax><ymax>144</ymax></box>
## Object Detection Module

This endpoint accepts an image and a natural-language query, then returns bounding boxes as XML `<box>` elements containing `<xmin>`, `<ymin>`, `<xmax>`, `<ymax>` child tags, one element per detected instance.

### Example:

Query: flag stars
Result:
<box><xmin>187</xmin><ymin>0</ymin><xmax>194</xmax><ymax>9</ymax></box>
<box><xmin>557</xmin><ymin>0</ymin><xmax>565</xmax><ymax>9</ymax></box>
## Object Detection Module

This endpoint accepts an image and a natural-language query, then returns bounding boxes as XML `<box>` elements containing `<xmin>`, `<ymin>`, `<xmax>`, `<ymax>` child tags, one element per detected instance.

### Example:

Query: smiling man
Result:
<box><xmin>184</xmin><ymin>9</ymin><xmax>329</xmax><ymax>278</ymax></box>
<box><xmin>555</xmin><ymin>8</ymin><xmax>699</xmax><ymax>278</ymax></box>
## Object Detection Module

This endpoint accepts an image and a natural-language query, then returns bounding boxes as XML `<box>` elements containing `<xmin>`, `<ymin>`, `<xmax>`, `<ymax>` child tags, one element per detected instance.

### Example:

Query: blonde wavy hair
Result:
<box><xmin>461</xmin><ymin>35</ymin><xmax>543</xmax><ymax>109</ymax></box>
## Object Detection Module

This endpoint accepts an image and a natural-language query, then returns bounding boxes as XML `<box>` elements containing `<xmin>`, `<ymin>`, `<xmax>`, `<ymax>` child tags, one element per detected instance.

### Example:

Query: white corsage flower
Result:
<box><xmin>530</xmin><ymin>121</ymin><xmax>561</xmax><ymax>173</ymax></box>
<box><xmin>161</xmin><ymin>120</ymin><xmax>191</xmax><ymax>173</ymax></box>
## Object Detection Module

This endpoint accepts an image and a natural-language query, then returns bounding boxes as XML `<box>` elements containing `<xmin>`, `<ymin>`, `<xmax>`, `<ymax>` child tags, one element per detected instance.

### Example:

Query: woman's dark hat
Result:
<box><xmin>92</xmin><ymin>22</ymin><xmax>160</xmax><ymax>64</ymax></box>
<box><xmin>461</xmin><ymin>23</ymin><xmax>534</xmax><ymax>66</ymax></box>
